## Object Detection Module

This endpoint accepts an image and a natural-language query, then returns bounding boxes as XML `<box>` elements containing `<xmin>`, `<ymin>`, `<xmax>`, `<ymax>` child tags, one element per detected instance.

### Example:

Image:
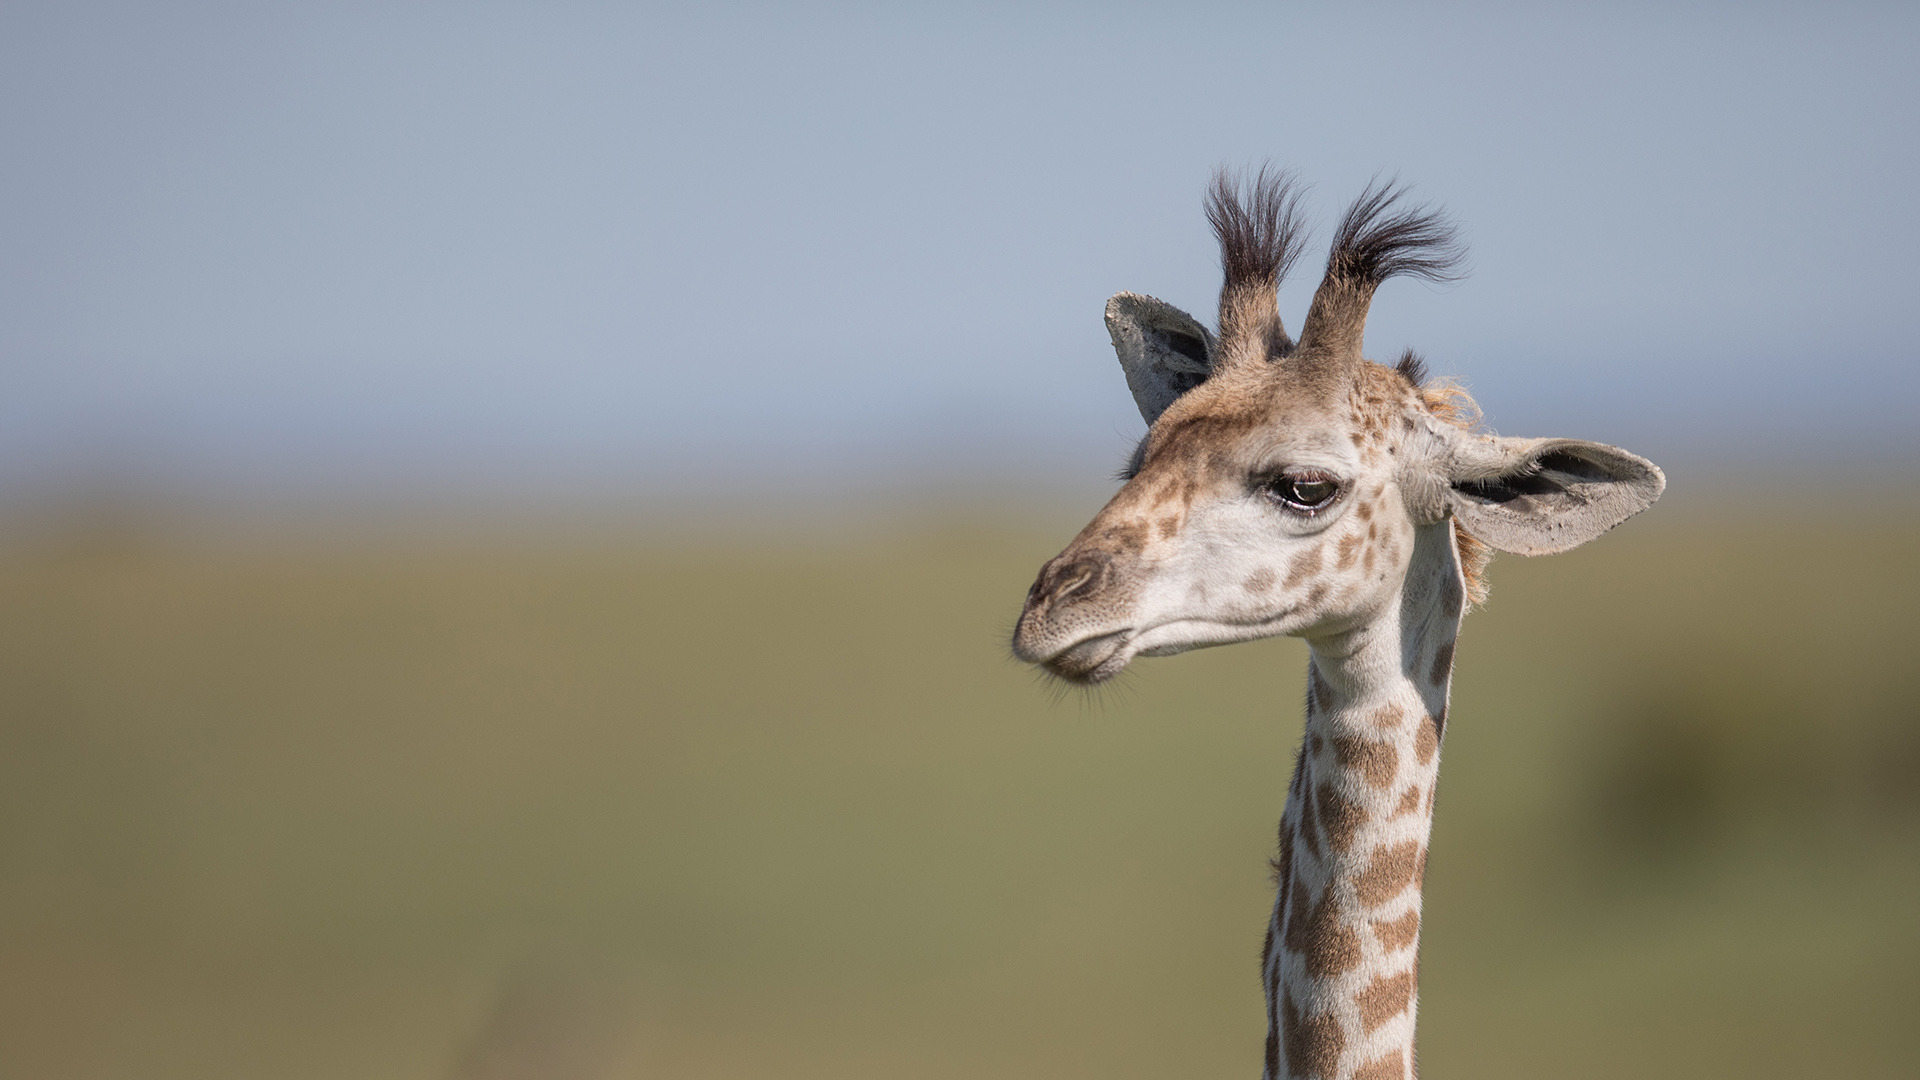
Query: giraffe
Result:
<box><xmin>1011</xmin><ymin>169</ymin><xmax>1664</xmax><ymax>1079</ymax></box>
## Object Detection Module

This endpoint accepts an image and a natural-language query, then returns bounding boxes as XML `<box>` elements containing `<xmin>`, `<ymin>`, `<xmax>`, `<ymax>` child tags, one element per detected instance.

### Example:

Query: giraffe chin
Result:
<box><xmin>1040</xmin><ymin>631</ymin><xmax>1134</xmax><ymax>684</ymax></box>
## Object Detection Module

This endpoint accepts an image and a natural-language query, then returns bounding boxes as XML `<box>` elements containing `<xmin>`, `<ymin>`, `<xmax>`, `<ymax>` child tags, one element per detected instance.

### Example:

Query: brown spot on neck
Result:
<box><xmin>1371</xmin><ymin>908</ymin><xmax>1420</xmax><ymax>952</ymax></box>
<box><xmin>1357</xmin><ymin>969</ymin><xmax>1415</xmax><ymax>1033</ymax></box>
<box><xmin>1282</xmin><ymin>988</ymin><xmax>1346</xmax><ymax>1080</ymax></box>
<box><xmin>1353</xmin><ymin>1048</ymin><xmax>1408</xmax><ymax>1080</ymax></box>
<box><xmin>1414</xmin><ymin>714</ymin><xmax>1440</xmax><ymax>766</ymax></box>
<box><xmin>1354</xmin><ymin>839</ymin><xmax>1422</xmax><ymax>907</ymax></box>
<box><xmin>1315</xmin><ymin>781</ymin><xmax>1366</xmax><ymax>853</ymax></box>
<box><xmin>1368</xmin><ymin>703</ymin><xmax>1406</xmax><ymax>729</ymax></box>
<box><xmin>1333</xmin><ymin>736</ymin><xmax>1399</xmax><ymax>790</ymax></box>
<box><xmin>1285</xmin><ymin>884</ymin><xmax>1362</xmax><ymax>979</ymax></box>
<box><xmin>1392</xmin><ymin>785</ymin><xmax>1422</xmax><ymax>817</ymax></box>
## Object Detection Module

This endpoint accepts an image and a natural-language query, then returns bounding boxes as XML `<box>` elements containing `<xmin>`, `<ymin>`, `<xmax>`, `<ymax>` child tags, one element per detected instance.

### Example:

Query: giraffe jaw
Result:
<box><xmin>1033</xmin><ymin>608</ymin><xmax>1329</xmax><ymax>685</ymax></box>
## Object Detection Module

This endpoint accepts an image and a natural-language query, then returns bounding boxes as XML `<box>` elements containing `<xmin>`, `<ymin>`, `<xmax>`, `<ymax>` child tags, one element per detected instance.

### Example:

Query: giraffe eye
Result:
<box><xmin>1261</xmin><ymin>472</ymin><xmax>1341</xmax><ymax>513</ymax></box>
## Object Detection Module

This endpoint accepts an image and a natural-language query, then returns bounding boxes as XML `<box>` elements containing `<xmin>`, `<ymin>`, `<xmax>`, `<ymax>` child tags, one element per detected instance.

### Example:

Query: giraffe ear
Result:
<box><xmin>1443</xmin><ymin>437</ymin><xmax>1665</xmax><ymax>556</ymax></box>
<box><xmin>1105</xmin><ymin>292</ymin><xmax>1216</xmax><ymax>426</ymax></box>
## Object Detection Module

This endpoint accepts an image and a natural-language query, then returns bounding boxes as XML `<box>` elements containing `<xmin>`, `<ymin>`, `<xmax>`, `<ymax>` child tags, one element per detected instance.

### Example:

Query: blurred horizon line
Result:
<box><xmin>4</xmin><ymin>446</ymin><xmax>1914</xmax><ymax>550</ymax></box>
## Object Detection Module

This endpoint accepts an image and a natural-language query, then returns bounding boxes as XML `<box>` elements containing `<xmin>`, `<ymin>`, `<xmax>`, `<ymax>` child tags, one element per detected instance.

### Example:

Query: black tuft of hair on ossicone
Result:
<box><xmin>1394</xmin><ymin>348</ymin><xmax>1429</xmax><ymax>386</ymax></box>
<box><xmin>1205</xmin><ymin>165</ymin><xmax>1310</xmax><ymax>292</ymax></box>
<box><xmin>1326</xmin><ymin>177</ymin><xmax>1466</xmax><ymax>290</ymax></box>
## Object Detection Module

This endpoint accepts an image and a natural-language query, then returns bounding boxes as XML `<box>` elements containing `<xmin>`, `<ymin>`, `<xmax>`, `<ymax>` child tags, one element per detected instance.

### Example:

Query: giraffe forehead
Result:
<box><xmin>1145</xmin><ymin>393</ymin><xmax>1362</xmax><ymax>481</ymax></box>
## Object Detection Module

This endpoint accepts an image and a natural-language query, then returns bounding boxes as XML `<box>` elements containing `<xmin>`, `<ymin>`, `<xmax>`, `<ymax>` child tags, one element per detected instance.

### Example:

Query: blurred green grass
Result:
<box><xmin>0</xmin><ymin>494</ymin><xmax>1915</xmax><ymax>1079</ymax></box>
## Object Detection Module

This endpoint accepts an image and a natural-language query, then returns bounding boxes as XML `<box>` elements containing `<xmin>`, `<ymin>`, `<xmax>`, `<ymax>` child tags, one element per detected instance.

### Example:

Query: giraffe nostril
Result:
<box><xmin>1050</xmin><ymin>557</ymin><xmax>1105</xmax><ymax>602</ymax></box>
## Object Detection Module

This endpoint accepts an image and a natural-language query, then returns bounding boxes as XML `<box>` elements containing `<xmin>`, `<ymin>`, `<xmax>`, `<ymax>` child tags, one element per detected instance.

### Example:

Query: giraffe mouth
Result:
<box><xmin>1040</xmin><ymin>631</ymin><xmax>1133</xmax><ymax>684</ymax></box>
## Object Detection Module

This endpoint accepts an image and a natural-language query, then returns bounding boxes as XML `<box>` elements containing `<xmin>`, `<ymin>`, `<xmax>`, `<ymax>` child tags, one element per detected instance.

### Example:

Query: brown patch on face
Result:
<box><xmin>1371</xmin><ymin>908</ymin><xmax>1421</xmax><ymax>952</ymax></box>
<box><xmin>1245</xmin><ymin>567</ymin><xmax>1277</xmax><ymax>594</ymax></box>
<box><xmin>1151</xmin><ymin>474</ymin><xmax>1198</xmax><ymax>512</ymax></box>
<box><xmin>1354</xmin><ymin>839</ymin><xmax>1421</xmax><ymax>907</ymax></box>
<box><xmin>1393</xmin><ymin>785</ymin><xmax>1421</xmax><ymax>817</ymax></box>
<box><xmin>1315</xmin><ymin>781</ymin><xmax>1366</xmax><ymax>853</ymax></box>
<box><xmin>1353</xmin><ymin>1049</ymin><xmax>1407</xmax><ymax>1080</ymax></box>
<box><xmin>1364</xmin><ymin>544</ymin><xmax>1376</xmax><ymax>574</ymax></box>
<box><xmin>1284</xmin><ymin>545</ymin><xmax>1323</xmax><ymax>588</ymax></box>
<box><xmin>1336</xmin><ymin>532</ymin><xmax>1363</xmax><ymax>570</ymax></box>
<box><xmin>1414</xmin><ymin>714</ymin><xmax>1440</xmax><ymax>766</ymax></box>
<box><xmin>1368</xmin><ymin>703</ymin><xmax>1405</xmax><ymax>729</ymax></box>
<box><xmin>1357</xmin><ymin>970</ymin><xmax>1415</xmax><ymax>1033</ymax></box>
<box><xmin>1107</xmin><ymin>518</ymin><xmax>1149</xmax><ymax>553</ymax></box>
<box><xmin>1356</xmin><ymin>500</ymin><xmax>1374</xmax><ymax>521</ymax></box>
<box><xmin>1333</xmin><ymin>736</ymin><xmax>1398</xmax><ymax>789</ymax></box>
<box><xmin>1281</xmin><ymin>988</ymin><xmax>1345</xmax><ymax>1080</ymax></box>
<box><xmin>1143</xmin><ymin>401</ymin><xmax>1269</xmax><ymax>490</ymax></box>
<box><xmin>1157</xmin><ymin>514</ymin><xmax>1182</xmax><ymax>541</ymax></box>
<box><xmin>1429</xmin><ymin>641</ymin><xmax>1454</xmax><ymax>687</ymax></box>
<box><xmin>1306</xmin><ymin>582</ymin><xmax>1330</xmax><ymax>608</ymax></box>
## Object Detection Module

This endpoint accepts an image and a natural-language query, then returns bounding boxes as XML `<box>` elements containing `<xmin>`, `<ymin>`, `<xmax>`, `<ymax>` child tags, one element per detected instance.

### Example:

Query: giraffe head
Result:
<box><xmin>1013</xmin><ymin>171</ymin><xmax>1664</xmax><ymax>683</ymax></box>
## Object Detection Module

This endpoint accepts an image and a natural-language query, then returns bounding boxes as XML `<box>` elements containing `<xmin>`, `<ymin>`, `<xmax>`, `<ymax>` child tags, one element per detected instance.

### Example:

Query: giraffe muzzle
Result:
<box><xmin>1012</xmin><ymin>552</ymin><xmax>1141</xmax><ymax>681</ymax></box>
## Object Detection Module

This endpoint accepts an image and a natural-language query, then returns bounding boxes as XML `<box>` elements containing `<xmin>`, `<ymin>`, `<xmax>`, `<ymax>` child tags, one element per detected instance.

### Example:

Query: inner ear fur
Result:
<box><xmin>1446</xmin><ymin>437</ymin><xmax>1665</xmax><ymax>556</ymax></box>
<box><xmin>1105</xmin><ymin>292</ymin><xmax>1215</xmax><ymax>426</ymax></box>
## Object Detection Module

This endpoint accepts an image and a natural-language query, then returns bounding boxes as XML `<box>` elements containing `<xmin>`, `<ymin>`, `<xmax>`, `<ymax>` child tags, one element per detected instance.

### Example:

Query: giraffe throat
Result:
<box><xmin>1261</xmin><ymin>519</ymin><xmax>1462</xmax><ymax>1080</ymax></box>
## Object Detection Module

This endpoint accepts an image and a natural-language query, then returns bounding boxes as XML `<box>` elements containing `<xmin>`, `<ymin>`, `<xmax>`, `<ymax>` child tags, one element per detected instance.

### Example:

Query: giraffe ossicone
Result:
<box><xmin>1011</xmin><ymin>169</ymin><xmax>1663</xmax><ymax>1080</ymax></box>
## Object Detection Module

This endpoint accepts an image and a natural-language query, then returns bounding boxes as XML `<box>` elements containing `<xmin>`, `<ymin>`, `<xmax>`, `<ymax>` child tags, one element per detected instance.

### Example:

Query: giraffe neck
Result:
<box><xmin>1262</xmin><ymin>520</ymin><xmax>1464</xmax><ymax>1080</ymax></box>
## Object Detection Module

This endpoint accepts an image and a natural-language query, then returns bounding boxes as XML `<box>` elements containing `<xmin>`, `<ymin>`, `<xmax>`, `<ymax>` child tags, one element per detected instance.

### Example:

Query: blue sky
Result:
<box><xmin>3</xmin><ymin>2</ymin><xmax>1915</xmax><ymax>505</ymax></box>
